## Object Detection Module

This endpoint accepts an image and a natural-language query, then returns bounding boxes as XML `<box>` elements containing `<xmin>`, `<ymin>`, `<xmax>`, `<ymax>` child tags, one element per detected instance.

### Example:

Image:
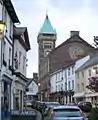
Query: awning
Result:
<box><xmin>26</xmin><ymin>92</ymin><xmax>36</xmax><ymax>95</ymax></box>
<box><xmin>73</xmin><ymin>92</ymin><xmax>85</xmax><ymax>98</ymax></box>
<box><xmin>86</xmin><ymin>92</ymin><xmax>98</xmax><ymax>97</ymax></box>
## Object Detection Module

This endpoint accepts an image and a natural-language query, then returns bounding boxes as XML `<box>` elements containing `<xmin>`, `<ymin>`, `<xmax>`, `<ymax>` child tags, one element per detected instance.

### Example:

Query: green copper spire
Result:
<box><xmin>39</xmin><ymin>14</ymin><xmax>56</xmax><ymax>35</ymax></box>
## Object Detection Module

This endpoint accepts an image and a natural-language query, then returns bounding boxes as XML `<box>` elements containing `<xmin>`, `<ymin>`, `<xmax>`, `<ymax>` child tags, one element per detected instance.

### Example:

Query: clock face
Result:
<box><xmin>45</xmin><ymin>51</ymin><xmax>49</xmax><ymax>55</ymax></box>
<box><xmin>44</xmin><ymin>50</ymin><xmax>51</xmax><ymax>57</ymax></box>
<box><xmin>69</xmin><ymin>46</ymin><xmax>84</xmax><ymax>59</ymax></box>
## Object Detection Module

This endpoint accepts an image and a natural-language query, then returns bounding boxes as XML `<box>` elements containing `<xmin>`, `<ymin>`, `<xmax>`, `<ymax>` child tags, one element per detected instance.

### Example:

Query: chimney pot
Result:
<box><xmin>33</xmin><ymin>73</ymin><xmax>38</xmax><ymax>80</ymax></box>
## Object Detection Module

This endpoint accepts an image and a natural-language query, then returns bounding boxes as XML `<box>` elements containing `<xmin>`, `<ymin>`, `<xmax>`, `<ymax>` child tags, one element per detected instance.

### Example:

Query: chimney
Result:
<box><xmin>70</xmin><ymin>31</ymin><xmax>79</xmax><ymax>37</ymax></box>
<box><xmin>33</xmin><ymin>73</ymin><xmax>38</xmax><ymax>80</ymax></box>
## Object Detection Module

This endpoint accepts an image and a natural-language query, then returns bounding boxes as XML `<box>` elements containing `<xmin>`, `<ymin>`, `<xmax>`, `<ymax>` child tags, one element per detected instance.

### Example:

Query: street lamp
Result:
<box><xmin>0</xmin><ymin>21</ymin><xmax>6</xmax><ymax>39</ymax></box>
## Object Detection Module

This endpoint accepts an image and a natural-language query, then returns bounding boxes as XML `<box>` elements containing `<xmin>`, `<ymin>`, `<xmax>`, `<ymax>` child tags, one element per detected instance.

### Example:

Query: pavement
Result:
<box><xmin>36</xmin><ymin>110</ymin><xmax>42</xmax><ymax>120</ymax></box>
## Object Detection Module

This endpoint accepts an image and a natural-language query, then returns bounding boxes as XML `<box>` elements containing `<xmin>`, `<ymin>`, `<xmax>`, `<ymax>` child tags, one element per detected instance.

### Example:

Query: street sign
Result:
<box><xmin>11</xmin><ymin>110</ymin><xmax>37</xmax><ymax>116</ymax></box>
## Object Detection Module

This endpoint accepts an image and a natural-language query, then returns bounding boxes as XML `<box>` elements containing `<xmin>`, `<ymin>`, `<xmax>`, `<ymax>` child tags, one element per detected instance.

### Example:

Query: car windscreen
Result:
<box><xmin>53</xmin><ymin>108</ymin><xmax>81</xmax><ymax>117</ymax></box>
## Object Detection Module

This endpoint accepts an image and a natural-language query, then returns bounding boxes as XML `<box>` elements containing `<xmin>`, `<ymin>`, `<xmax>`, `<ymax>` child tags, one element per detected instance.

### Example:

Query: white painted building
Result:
<box><xmin>50</xmin><ymin>66</ymin><xmax>75</xmax><ymax>104</ymax></box>
<box><xmin>50</xmin><ymin>56</ymin><xmax>90</xmax><ymax>104</ymax></box>
<box><xmin>12</xmin><ymin>27</ymin><xmax>30</xmax><ymax>110</ymax></box>
<box><xmin>74</xmin><ymin>56</ymin><xmax>98</xmax><ymax>106</ymax></box>
<box><xmin>26</xmin><ymin>79</ymin><xmax>38</xmax><ymax>102</ymax></box>
<box><xmin>0</xmin><ymin>0</ymin><xmax>19</xmax><ymax>120</ymax></box>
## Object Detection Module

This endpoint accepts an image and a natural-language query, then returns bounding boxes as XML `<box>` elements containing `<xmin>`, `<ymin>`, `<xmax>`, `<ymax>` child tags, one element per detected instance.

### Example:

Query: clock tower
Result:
<box><xmin>37</xmin><ymin>14</ymin><xmax>57</xmax><ymax>75</ymax></box>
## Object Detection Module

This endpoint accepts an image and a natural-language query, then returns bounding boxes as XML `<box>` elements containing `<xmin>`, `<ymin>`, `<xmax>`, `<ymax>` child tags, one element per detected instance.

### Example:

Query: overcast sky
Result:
<box><xmin>12</xmin><ymin>0</ymin><xmax>98</xmax><ymax>78</ymax></box>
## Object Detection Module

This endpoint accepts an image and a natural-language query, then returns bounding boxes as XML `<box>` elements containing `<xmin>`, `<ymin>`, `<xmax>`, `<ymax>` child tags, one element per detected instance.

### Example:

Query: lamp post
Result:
<box><xmin>0</xmin><ymin>21</ymin><xmax>6</xmax><ymax>120</ymax></box>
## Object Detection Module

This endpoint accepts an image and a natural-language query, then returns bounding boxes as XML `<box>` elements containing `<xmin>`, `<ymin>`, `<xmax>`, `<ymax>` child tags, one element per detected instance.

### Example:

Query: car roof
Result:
<box><xmin>53</xmin><ymin>105</ymin><xmax>80</xmax><ymax>110</ymax></box>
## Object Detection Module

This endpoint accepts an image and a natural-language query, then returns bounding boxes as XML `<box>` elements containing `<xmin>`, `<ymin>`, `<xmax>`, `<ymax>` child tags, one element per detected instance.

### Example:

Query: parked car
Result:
<box><xmin>78</xmin><ymin>101</ymin><xmax>92</xmax><ymax>112</ymax></box>
<box><xmin>44</xmin><ymin>102</ymin><xmax>60</xmax><ymax>115</ymax></box>
<box><xmin>48</xmin><ymin>105</ymin><xmax>84</xmax><ymax>120</ymax></box>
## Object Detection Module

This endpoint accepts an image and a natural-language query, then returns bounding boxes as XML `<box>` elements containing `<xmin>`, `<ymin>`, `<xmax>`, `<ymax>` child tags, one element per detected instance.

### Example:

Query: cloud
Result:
<box><xmin>12</xmin><ymin>0</ymin><xmax>98</xmax><ymax>77</ymax></box>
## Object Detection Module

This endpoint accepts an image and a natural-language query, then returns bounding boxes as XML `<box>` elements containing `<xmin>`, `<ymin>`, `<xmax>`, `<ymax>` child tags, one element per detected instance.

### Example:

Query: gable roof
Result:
<box><xmin>51</xmin><ymin>35</ymin><xmax>94</xmax><ymax>55</ymax></box>
<box><xmin>14</xmin><ymin>27</ymin><xmax>31</xmax><ymax>51</ymax></box>
<box><xmin>39</xmin><ymin>14</ymin><xmax>56</xmax><ymax>35</ymax></box>
<box><xmin>76</xmin><ymin>56</ymin><xmax>98</xmax><ymax>72</ymax></box>
<box><xmin>26</xmin><ymin>78</ymin><xmax>38</xmax><ymax>88</ymax></box>
<box><xmin>47</xmin><ymin>33</ymin><xmax>96</xmax><ymax>73</ymax></box>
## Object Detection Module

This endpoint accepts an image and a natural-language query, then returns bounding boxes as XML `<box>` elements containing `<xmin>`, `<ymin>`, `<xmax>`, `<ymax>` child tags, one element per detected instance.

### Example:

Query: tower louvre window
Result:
<box><xmin>44</xmin><ymin>43</ymin><xmax>52</xmax><ymax>49</ymax></box>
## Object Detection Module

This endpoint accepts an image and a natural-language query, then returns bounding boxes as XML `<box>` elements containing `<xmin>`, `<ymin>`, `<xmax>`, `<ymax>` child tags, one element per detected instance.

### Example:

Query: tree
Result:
<box><xmin>87</xmin><ymin>36</ymin><xmax>98</xmax><ymax>92</ymax></box>
<box><xmin>87</xmin><ymin>77</ymin><xmax>98</xmax><ymax>92</ymax></box>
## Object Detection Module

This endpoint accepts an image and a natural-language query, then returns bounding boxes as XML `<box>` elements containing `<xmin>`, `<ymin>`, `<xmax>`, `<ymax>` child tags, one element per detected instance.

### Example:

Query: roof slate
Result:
<box><xmin>14</xmin><ymin>27</ymin><xmax>31</xmax><ymax>51</ymax></box>
<box><xmin>76</xmin><ymin>56</ymin><xmax>98</xmax><ymax>72</ymax></box>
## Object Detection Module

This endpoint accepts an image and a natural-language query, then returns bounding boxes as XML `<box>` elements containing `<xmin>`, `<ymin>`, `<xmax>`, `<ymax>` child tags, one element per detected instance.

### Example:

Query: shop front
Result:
<box><xmin>73</xmin><ymin>92</ymin><xmax>86</xmax><ymax>103</ymax></box>
<box><xmin>1</xmin><ymin>74</ymin><xmax>12</xmax><ymax>120</ymax></box>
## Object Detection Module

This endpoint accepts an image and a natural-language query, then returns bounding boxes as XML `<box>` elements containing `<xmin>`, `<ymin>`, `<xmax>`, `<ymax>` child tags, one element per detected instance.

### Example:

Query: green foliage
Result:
<box><xmin>89</xmin><ymin>107</ymin><xmax>98</xmax><ymax>120</ymax></box>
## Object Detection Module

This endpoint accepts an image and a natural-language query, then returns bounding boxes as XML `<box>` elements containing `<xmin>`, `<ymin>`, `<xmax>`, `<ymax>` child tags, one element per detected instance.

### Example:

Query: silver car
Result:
<box><xmin>50</xmin><ymin>105</ymin><xmax>84</xmax><ymax>120</ymax></box>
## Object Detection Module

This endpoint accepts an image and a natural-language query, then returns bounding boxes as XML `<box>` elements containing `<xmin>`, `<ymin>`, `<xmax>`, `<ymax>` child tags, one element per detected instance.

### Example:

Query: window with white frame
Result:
<box><xmin>9</xmin><ymin>19</ymin><xmax>13</xmax><ymax>38</ymax></box>
<box><xmin>56</xmin><ymin>74</ymin><xmax>57</xmax><ymax>82</ymax></box>
<box><xmin>77</xmin><ymin>72</ymin><xmax>79</xmax><ymax>79</ymax></box>
<box><xmin>77</xmin><ymin>84</ymin><xmax>79</xmax><ymax>92</ymax></box>
<box><xmin>61</xmin><ymin>84</ymin><xmax>63</xmax><ymax>91</ymax></box>
<box><xmin>82</xmin><ymin>71</ymin><xmax>84</xmax><ymax>77</ymax></box>
<box><xmin>82</xmin><ymin>83</ymin><xmax>84</xmax><ymax>91</ymax></box>
<box><xmin>58</xmin><ymin>73</ymin><xmax>60</xmax><ymax>81</ymax></box>
<box><xmin>93</xmin><ymin>67</ymin><xmax>98</xmax><ymax>74</ymax></box>
<box><xmin>65</xmin><ymin>82</ymin><xmax>67</xmax><ymax>90</ymax></box>
<box><xmin>88</xmin><ymin>69</ymin><xmax>91</xmax><ymax>76</ymax></box>
<box><xmin>72</xmin><ymin>80</ymin><xmax>74</xmax><ymax>90</ymax></box>
<box><xmin>3</xmin><ymin>41</ymin><xmax>6</xmax><ymax>60</ymax></box>
<box><xmin>68</xmin><ymin>68</ymin><xmax>70</xmax><ymax>76</ymax></box>
<box><xmin>9</xmin><ymin>48</ymin><xmax>11</xmax><ymax>66</ymax></box>
<box><xmin>58</xmin><ymin>84</ymin><xmax>60</xmax><ymax>91</ymax></box>
<box><xmin>72</xmin><ymin>66</ymin><xmax>74</xmax><ymax>74</ymax></box>
<box><xmin>19</xmin><ymin>51</ymin><xmax>22</xmax><ymax>68</ymax></box>
<box><xmin>4</xmin><ymin>10</ymin><xmax>7</xmax><ymax>30</ymax></box>
<box><xmin>61</xmin><ymin>71</ymin><xmax>63</xmax><ymax>80</ymax></box>
<box><xmin>68</xmin><ymin>81</ymin><xmax>70</xmax><ymax>90</ymax></box>
<box><xmin>56</xmin><ymin>86</ymin><xmax>57</xmax><ymax>92</ymax></box>
<box><xmin>23</xmin><ymin>56</ymin><xmax>25</xmax><ymax>73</ymax></box>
